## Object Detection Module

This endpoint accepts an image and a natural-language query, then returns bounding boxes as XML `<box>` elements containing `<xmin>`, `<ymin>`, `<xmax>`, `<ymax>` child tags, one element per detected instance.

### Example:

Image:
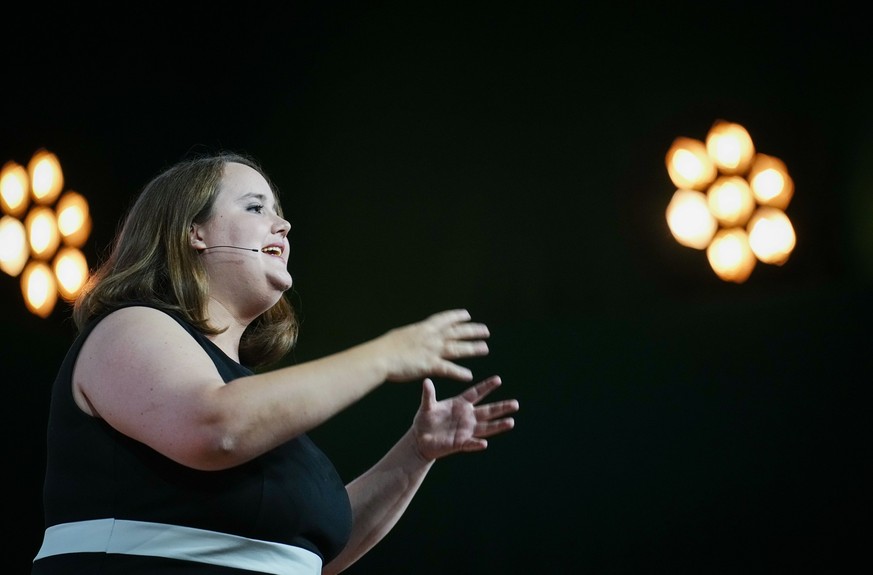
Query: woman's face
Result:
<box><xmin>191</xmin><ymin>162</ymin><xmax>292</xmax><ymax>313</ymax></box>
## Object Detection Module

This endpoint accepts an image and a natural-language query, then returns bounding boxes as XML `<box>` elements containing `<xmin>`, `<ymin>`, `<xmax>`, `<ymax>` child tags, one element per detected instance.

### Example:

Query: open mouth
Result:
<box><xmin>261</xmin><ymin>246</ymin><xmax>283</xmax><ymax>256</ymax></box>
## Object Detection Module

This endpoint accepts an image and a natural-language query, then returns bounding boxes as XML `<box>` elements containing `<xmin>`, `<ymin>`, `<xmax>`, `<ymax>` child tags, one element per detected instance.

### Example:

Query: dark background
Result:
<box><xmin>3</xmin><ymin>2</ymin><xmax>871</xmax><ymax>573</ymax></box>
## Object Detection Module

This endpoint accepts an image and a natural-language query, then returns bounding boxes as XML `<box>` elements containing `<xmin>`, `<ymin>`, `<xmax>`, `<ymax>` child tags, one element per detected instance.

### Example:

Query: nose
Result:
<box><xmin>272</xmin><ymin>214</ymin><xmax>291</xmax><ymax>237</ymax></box>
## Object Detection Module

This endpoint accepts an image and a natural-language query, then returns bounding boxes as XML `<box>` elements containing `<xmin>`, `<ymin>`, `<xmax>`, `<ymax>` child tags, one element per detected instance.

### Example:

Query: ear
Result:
<box><xmin>189</xmin><ymin>223</ymin><xmax>207</xmax><ymax>252</ymax></box>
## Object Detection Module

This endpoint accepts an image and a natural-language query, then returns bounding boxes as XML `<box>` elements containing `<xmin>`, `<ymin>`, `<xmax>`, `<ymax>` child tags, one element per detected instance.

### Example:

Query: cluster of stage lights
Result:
<box><xmin>0</xmin><ymin>149</ymin><xmax>91</xmax><ymax>317</ymax></box>
<box><xmin>664</xmin><ymin>120</ymin><xmax>796</xmax><ymax>283</ymax></box>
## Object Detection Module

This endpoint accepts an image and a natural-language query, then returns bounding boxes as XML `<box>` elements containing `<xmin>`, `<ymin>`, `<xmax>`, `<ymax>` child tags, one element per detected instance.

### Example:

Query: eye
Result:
<box><xmin>247</xmin><ymin>203</ymin><xmax>265</xmax><ymax>214</ymax></box>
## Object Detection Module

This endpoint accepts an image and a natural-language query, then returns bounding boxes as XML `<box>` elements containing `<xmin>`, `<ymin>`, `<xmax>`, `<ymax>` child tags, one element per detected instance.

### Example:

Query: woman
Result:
<box><xmin>31</xmin><ymin>151</ymin><xmax>519</xmax><ymax>574</ymax></box>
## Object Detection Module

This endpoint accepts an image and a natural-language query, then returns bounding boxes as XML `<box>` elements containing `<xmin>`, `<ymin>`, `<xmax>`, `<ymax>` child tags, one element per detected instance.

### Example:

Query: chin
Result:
<box><xmin>271</xmin><ymin>275</ymin><xmax>293</xmax><ymax>292</ymax></box>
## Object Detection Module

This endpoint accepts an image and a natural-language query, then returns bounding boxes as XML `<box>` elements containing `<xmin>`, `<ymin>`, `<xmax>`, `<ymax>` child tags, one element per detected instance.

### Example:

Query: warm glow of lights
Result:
<box><xmin>665</xmin><ymin>120</ymin><xmax>795</xmax><ymax>283</ymax></box>
<box><xmin>749</xmin><ymin>154</ymin><xmax>794</xmax><ymax>209</ymax></box>
<box><xmin>25</xmin><ymin>206</ymin><xmax>61</xmax><ymax>259</ymax></box>
<box><xmin>0</xmin><ymin>161</ymin><xmax>30</xmax><ymax>217</ymax></box>
<box><xmin>665</xmin><ymin>189</ymin><xmax>717</xmax><ymax>249</ymax></box>
<box><xmin>0</xmin><ymin>215</ymin><xmax>29</xmax><ymax>276</ymax></box>
<box><xmin>666</xmin><ymin>137</ymin><xmax>716</xmax><ymax>191</ymax></box>
<box><xmin>56</xmin><ymin>190</ymin><xmax>92</xmax><ymax>247</ymax></box>
<box><xmin>21</xmin><ymin>260</ymin><xmax>57</xmax><ymax>318</ymax></box>
<box><xmin>705</xmin><ymin>120</ymin><xmax>755</xmax><ymax>175</ymax></box>
<box><xmin>28</xmin><ymin>149</ymin><xmax>64</xmax><ymax>205</ymax></box>
<box><xmin>53</xmin><ymin>247</ymin><xmax>89</xmax><ymax>300</ymax></box>
<box><xmin>0</xmin><ymin>150</ymin><xmax>92</xmax><ymax>318</ymax></box>
<box><xmin>3</xmin><ymin>150</ymin><xmax>93</xmax><ymax>317</ymax></box>
<box><xmin>747</xmin><ymin>207</ymin><xmax>796</xmax><ymax>265</ymax></box>
<box><xmin>707</xmin><ymin>176</ymin><xmax>755</xmax><ymax>227</ymax></box>
<box><xmin>706</xmin><ymin>228</ymin><xmax>756</xmax><ymax>283</ymax></box>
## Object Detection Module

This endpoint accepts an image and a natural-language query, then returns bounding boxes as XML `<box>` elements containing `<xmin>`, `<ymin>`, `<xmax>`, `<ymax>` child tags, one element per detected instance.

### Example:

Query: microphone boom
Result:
<box><xmin>200</xmin><ymin>245</ymin><xmax>260</xmax><ymax>253</ymax></box>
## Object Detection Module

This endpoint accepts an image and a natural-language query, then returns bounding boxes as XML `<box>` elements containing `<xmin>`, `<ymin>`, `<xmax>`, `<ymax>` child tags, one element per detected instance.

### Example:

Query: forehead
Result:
<box><xmin>217</xmin><ymin>162</ymin><xmax>276</xmax><ymax>204</ymax></box>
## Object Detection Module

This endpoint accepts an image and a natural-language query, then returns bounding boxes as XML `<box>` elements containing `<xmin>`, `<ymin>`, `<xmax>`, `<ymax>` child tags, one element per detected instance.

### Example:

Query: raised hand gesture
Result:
<box><xmin>411</xmin><ymin>376</ymin><xmax>519</xmax><ymax>461</ymax></box>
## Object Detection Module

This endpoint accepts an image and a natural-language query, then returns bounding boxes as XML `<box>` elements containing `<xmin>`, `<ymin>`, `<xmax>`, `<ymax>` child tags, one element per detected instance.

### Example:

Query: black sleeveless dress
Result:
<box><xmin>32</xmin><ymin>304</ymin><xmax>352</xmax><ymax>574</ymax></box>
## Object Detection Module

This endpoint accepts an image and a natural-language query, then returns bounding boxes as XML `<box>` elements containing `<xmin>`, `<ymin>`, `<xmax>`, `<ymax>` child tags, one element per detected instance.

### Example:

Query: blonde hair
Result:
<box><xmin>74</xmin><ymin>151</ymin><xmax>298</xmax><ymax>368</ymax></box>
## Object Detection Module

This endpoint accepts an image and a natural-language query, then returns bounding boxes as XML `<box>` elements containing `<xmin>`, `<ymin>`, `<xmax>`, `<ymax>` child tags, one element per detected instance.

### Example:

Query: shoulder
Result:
<box><xmin>81</xmin><ymin>305</ymin><xmax>181</xmax><ymax>348</ymax></box>
<box><xmin>95</xmin><ymin>304</ymin><xmax>184</xmax><ymax>327</ymax></box>
<box><xmin>84</xmin><ymin>305</ymin><xmax>202</xmax><ymax>358</ymax></box>
<box><xmin>73</xmin><ymin>305</ymin><xmax>223</xmax><ymax>415</ymax></box>
<box><xmin>76</xmin><ymin>305</ymin><xmax>213</xmax><ymax>386</ymax></box>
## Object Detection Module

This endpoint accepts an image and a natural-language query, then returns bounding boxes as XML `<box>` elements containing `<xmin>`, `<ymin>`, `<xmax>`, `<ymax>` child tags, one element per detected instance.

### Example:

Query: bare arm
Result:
<box><xmin>323</xmin><ymin>377</ymin><xmax>519</xmax><ymax>574</ymax></box>
<box><xmin>74</xmin><ymin>306</ymin><xmax>490</xmax><ymax>471</ymax></box>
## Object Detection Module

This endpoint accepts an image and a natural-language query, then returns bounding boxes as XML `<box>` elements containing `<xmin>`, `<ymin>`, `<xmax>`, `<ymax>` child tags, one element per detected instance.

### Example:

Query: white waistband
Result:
<box><xmin>33</xmin><ymin>518</ymin><xmax>322</xmax><ymax>575</ymax></box>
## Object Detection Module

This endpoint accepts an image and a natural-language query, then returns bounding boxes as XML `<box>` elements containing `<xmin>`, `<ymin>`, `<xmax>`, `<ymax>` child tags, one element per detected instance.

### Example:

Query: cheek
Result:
<box><xmin>217</xmin><ymin>222</ymin><xmax>249</xmax><ymax>243</ymax></box>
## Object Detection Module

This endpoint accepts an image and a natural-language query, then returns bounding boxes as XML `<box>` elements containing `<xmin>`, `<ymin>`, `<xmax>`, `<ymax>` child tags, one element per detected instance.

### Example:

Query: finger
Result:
<box><xmin>429</xmin><ymin>309</ymin><xmax>471</xmax><ymax>327</ymax></box>
<box><xmin>420</xmin><ymin>378</ymin><xmax>437</xmax><ymax>409</ymax></box>
<box><xmin>446</xmin><ymin>322</ymin><xmax>490</xmax><ymax>340</ymax></box>
<box><xmin>475</xmin><ymin>398</ymin><xmax>520</xmax><ymax>420</ymax></box>
<box><xmin>461</xmin><ymin>438</ymin><xmax>489</xmax><ymax>453</ymax></box>
<box><xmin>474</xmin><ymin>416</ymin><xmax>516</xmax><ymax>438</ymax></box>
<box><xmin>460</xmin><ymin>375</ymin><xmax>503</xmax><ymax>403</ymax></box>
<box><xmin>443</xmin><ymin>340</ymin><xmax>489</xmax><ymax>359</ymax></box>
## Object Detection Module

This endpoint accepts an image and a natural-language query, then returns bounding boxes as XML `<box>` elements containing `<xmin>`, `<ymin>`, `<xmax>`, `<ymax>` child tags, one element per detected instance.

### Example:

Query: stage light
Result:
<box><xmin>665</xmin><ymin>120</ymin><xmax>795</xmax><ymax>283</ymax></box>
<box><xmin>748</xmin><ymin>154</ymin><xmax>793</xmax><ymax>210</ymax></box>
<box><xmin>666</xmin><ymin>189</ymin><xmax>717</xmax><ymax>249</ymax></box>
<box><xmin>1</xmin><ymin>150</ymin><xmax>92</xmax><ymax>317</ymax></box>
<box><xmin>56</xmin><ymin>191</ymin><xmax>92</xmax><ymax>247</ymax></box>
<box><xmin>0</xmin><ymin>161</ymin><xmax>30</xmax><ymax>218</ymax></box>
<box><xmin>0</xmin><ymin>215</ymin><xmax>28</xmax><ymax>276</ymax></box>
<box><xmin>53</xmin><ymin>247</ymin><xmax>89</xmax><ymax>301</ymax></box>
<box><xmin>21</xmin><ymin>261</ymin><xmax>57</xmax><ymax>318</ymax></box>
<box><xmin>25</xmin><ymin>206</ymin><xmax>60</xmax><ymax>260</ymax></box>
<box><xmin>28</xmin><ymin>149</ymin><xmax>64</xmax><ymax>205</ymax></box>
<box><xmin>707</xmin><ymin>228</ymin><xmax>756</xmax><ymax>283</ymax></box>
<box><xmin>748</xmin><ymin>207</ymin><xmax>796</xmax><ymax>265</ymax></box>
<box><xmin>665</xmin><ymin>137</ymin><xmax>716</xmax><ymax>191</ymax></box>
<box><xmin>705</xmin><ymin>120</ymin><xmax>755</xmax><ymax>176</ymax></box>
<box><xmin>707</xmin><ymin>176</ymin><xmax>755</xmax><ymax>227</ymax></box>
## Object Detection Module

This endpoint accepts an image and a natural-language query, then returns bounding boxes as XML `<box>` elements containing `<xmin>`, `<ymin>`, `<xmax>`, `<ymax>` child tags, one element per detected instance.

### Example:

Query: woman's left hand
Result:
<box><xmin>412</xmin><ymin>376</ymin><xmax>519</xmax><ymax>461</ymax></box>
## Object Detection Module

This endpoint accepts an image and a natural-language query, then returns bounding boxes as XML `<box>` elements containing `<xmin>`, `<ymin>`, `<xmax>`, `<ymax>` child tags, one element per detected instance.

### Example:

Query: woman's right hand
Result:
<box><xmin>376</xmin><ymin>309</ymin><xmax>490</xmax><ymax>383</ymax></box>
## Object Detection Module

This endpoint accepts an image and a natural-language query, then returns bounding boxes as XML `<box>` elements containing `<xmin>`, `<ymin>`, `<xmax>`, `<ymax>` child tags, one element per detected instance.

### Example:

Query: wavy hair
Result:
<box><xmin>73</xmin><ymin>151</ymin><xmax>298</xmax><ymax>368</ymax></box>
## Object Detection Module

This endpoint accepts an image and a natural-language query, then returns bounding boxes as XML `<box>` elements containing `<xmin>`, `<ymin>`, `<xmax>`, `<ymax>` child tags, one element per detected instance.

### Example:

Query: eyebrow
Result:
<box><xmin>240</xmin><ymin>192</ymin><xmax>269</xmax><ymax>203</ymax></box>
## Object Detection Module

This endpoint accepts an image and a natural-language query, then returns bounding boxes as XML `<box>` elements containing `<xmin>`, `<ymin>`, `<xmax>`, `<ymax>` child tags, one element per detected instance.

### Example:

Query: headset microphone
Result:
<box><xmin>199</xmin><ymin>245</ymin><xmax>260</xmax><ymax>253</ymax></box>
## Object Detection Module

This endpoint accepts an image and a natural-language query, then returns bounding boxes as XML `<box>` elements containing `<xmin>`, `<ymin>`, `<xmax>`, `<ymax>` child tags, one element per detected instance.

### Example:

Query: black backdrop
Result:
<box><xmin>3</xmin><ymin>3</ymin><xmax>871</xmax><ymax>574</ymax></box>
